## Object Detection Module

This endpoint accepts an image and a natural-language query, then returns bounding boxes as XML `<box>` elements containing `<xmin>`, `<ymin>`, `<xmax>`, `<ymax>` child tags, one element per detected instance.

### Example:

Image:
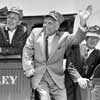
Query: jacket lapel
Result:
<box><xmin>86</xmin><ymin>49</ymin><xmax>96</xmax><ymax>65</ymax></box>
<box><xmin>47</xmin><ymin>32</ymin><xmax>68</xmax><ymax>62</ymax></box>
<box><xmin>11</xmin><ymin>27</ymin><xmax>20</xmax><ymax>45</ymax></box>
<box><xmin>4</xmin><ymin>29</ymin><xmax>10</xmax><ymax>43</ymax></box>
<box><xmin>37</xmin><ymin>31</ymin><xmax>68</xmax><ymax>62</ymax></box>
<box><xmin>36</xmin><ymin>31</ymin><xmax>46</xmax><ymax>60</ymax></box>
<box><xmin>11</xmin><ymin>25</ymin><xmax>24</xmax><ymax>45</ymax></box>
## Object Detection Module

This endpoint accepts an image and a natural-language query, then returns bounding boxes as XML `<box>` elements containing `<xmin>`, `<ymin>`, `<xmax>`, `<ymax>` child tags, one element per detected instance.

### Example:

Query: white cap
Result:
<box><xmin>86</xmin><ymin>25</ymin><xmax>100</xmax><ymax>38</ymax></box>
<box><xmin>86</xmin><ymin>32</ymin><xmax>100</xmax><ymax>38</ymax></box>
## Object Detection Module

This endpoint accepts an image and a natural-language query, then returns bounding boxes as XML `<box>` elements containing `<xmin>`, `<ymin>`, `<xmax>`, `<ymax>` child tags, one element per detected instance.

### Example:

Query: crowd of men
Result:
<box><xmin>0</xmin><ymin>5</ymin><xmax>100</xmax><ymax>100</ymax></box>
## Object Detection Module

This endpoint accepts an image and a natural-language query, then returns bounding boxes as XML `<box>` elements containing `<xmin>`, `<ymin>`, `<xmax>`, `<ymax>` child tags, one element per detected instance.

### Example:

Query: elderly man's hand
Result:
<box><xmin>77</xmin><ymin>77</ymin><xmax>89</xmax><ymax>89</ymax></box>
<box><xmin>24</xmin><ymin>68</ymin><xmax>35</xmax><ymax>78</ymax></box>
<box><xmin>79</xmin><ymin>5</ymin><xmax>93</xmax><ymax>27</ymax></box>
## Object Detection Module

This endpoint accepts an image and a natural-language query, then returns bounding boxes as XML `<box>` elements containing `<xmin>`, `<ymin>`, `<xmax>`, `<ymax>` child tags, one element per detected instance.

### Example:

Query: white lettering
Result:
<box><xmin>2</xmin><ymin>76</ymin><xmax>9</xmax><ymax>85</ymax></box>
<box><xmin>10</xmin><ymin>76</ymin><xmax>17</xmax><ymax>84</ymax></box>
<box><xmin>0</xmin><ymin>76</ymin><xmax>18</xmax><ymax>85</ymax></box>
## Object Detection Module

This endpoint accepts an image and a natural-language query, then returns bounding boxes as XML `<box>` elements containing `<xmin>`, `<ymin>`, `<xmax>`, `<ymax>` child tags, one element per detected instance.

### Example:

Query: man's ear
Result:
<box><xmin>23</xmin><ymin>26</ymin><xmax>27</xmax><ymax>33</ymax></box>
<box><xmin>55</xmin><ymin>22</ymin><xmax>60</xmax><ymax>30</ymax></box>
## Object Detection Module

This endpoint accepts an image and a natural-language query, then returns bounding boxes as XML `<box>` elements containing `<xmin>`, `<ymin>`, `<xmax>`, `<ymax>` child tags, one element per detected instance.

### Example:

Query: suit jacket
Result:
<box><xmin>66</xmin><ymin>45</ymin><xmax>100</xmax><ymax>81</ymax></box>
<box><xmin>65</xmin><ymin>45</ymin><xmax>100</xmax><ymax>100</ymax></box>
<box><xmin>0</xmin><ymin>24</ymin><xmax>28</xmax><ymax>55</ymax></box>
<box><xmin>22</xmin><ymin>27</ymin><xmax>86</xmax><ymax>89</ymax></box>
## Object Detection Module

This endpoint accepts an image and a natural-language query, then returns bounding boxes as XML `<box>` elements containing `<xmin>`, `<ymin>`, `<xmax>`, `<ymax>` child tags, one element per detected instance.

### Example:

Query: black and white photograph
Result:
<box><xmin>0</xmin><ymin>0</ymin><xmax>100</xmax><ymax>100</ymax></box>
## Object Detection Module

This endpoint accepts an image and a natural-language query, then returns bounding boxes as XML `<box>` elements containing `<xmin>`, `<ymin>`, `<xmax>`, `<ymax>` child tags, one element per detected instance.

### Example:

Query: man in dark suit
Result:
<box><xmin>22</xmin><ymin>6</ymin><xmax>92</xmax><ymax>100</ymax></box>
<box><xmin>0</xmin><ymin>7</ymin><xmax>28</xmax><ymax>55</ymax></box>
<box><xmin>65</xmin><ymin>25</ymin><xmax>100</xmax><ymax>100</ymax></box>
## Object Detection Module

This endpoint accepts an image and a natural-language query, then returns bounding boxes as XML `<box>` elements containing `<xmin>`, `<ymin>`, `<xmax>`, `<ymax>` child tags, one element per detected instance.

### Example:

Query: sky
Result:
<box><xmin>0</xmin><ymin>0</ymin><xmax>100</xmax><ymax>16</ymax></box>
<box><xmin>0</xmin><ymin>0</ymin><xmax>77</xmax><ymax>16</ymax></box>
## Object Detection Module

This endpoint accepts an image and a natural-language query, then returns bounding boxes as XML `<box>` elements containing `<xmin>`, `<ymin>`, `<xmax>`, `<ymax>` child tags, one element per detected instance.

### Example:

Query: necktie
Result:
<box><xmin>45</xmin><ymin>37</ymin><xmax>49</xmax><ymax>61</ymax></box>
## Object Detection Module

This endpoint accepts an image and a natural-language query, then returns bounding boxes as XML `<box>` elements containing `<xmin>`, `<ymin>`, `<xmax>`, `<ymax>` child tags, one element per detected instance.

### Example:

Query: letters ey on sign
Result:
<box><xmin>0</xmin><ymin>60</ymin><xmax>30</xmax><ymax>100</ymax></box>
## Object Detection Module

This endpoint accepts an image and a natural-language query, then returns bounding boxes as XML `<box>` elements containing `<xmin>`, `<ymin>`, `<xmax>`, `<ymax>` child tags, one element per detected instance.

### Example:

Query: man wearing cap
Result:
<box><xmin>66</xmin><ymin>25</ymin><xmax>100</xmax><ymax>100</ymax></box>
<box><xmin>22</xmin><ymin>6</ymin><xmax>92</xmax><ymax>100</ymax></box>
<box><xmin>0</xmin><ymin>6</ymin><xmax>28</xmax><ymax>55</ymax></box>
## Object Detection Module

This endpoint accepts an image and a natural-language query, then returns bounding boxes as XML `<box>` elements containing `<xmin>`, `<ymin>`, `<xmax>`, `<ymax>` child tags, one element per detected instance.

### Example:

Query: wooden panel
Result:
<box><xmin>0</xmin><ymin>60</ymin><xmax>31</xmax><ymax>100</ymax></box>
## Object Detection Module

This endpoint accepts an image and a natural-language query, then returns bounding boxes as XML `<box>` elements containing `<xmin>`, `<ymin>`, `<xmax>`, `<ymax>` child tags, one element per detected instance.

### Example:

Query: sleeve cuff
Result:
<box><xmin>79</xmin><ymin>25</ymin><xmax>87</xmax><ymax>32</ymax></box>
<box><xmin>23</xmin><ymin>60</ymin><xmax>34</xmax><ymax>71</ymax></box>
<box><xmin>26</xmin><ymin>61</ymin><xmax>33</xmax><ymax>66</ymax></box>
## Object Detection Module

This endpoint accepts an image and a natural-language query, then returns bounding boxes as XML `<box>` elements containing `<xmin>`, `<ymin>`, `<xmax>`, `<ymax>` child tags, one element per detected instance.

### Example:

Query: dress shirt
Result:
<box><xmin>48</xmin><ymin>34</ymin><xmax>56</xmax><ymax>56</ymax></box>
<box><xmin>8</xmin><ymin>29</ymin><xmax>16</xmax><ymax>44</ymax></box>
<box><xmin>86</xmin><ymin>47</ymin><xmax>94</xmax><ymax>58</ymax></box>
<box><xmin>5</xmin><ymin>26</ymin><xmax>16</xmax><ymax>44</ymax></box>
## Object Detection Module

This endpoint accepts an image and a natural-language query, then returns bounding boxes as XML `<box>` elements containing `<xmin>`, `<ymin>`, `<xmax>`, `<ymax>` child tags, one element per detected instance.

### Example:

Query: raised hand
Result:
<box><xmin>79</xmin><ymin>5</ymin><xmax>93</xmax><ymax>27</ymax></box>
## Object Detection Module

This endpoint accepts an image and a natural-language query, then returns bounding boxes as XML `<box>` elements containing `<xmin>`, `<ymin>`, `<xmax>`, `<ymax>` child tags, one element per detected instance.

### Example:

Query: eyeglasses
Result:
<box><xmin>87</xmin><ymin>25</ymin><xmax>100</xmax><ymax>33</ymax></box>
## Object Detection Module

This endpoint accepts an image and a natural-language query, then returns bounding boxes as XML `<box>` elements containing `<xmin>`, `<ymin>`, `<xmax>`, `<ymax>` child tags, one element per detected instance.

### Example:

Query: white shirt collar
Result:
<box><xmin>86</xmin><ymin>47</ymin><xmax>95</xmax><ymax>57</ymax></box>
<box><xmin>48</xmin><ymin>34</ymin><xmax>56</xmax><ymax>41</ymax></box>
<box><xmin>86</xmin><ymin>46</ymin><xmax>94</xmax><ymax>52</ymax></box>
<box><xmin>5</xmin><ymin>26</ymin><xmax>17</xmax><ymax>32</ymax></box>
<box><xmin>8</xmin><ymin>29</ymin><xmax>16</xmax><ymax>44</ymax></box>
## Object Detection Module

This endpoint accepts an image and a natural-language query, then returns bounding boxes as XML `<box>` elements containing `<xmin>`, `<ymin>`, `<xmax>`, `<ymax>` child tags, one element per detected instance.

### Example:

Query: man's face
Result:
<box><xmin>43</xmin><ymin>17</ymin><xmax>59</xmax><ymax>36</ymax></box>
<box><xmin>86</xmin><ymin>36</ymin><xmax>99</xmax><ymax>49</ymax></box>
<box><xmin>7</xmin><ymin>12</ymin><xmax>20</xmax><ymax>30</ymax></box>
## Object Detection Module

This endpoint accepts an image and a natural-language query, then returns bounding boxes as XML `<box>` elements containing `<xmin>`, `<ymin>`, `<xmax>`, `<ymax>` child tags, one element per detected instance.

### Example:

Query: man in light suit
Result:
<box><xmin>66</xmin><ymin>25</ymin><xmax>100</xmax><ymax>100</ymax></box>
<box><xmin>22</xmin><ymin>6</ymin><xmax>92</xmax><ymax>100</ymax></box>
